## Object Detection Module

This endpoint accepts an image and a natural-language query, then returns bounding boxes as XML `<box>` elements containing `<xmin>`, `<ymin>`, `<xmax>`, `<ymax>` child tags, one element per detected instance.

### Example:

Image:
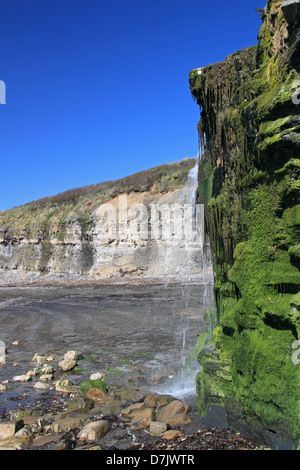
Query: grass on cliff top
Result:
<box><xmin>0</xmin><ymin>158</ymin><xmax>196</xmax><ymax>235</ymax></box>
<box><xmin>22</xmin><ymin>158</ymin><xmax>196</xmax><ymax>210</ymax></box>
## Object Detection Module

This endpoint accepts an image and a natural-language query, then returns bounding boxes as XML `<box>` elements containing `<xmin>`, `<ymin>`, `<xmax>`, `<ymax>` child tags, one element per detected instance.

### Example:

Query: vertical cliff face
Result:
<box><xmin>190</xmin><ymin>0</ymin><xmax>300</xmax><ymax>443</ymax></box>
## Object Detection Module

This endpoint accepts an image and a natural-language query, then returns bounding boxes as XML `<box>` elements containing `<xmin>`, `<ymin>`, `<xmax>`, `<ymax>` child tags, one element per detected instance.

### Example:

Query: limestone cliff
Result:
<box><xmin>190</xmin><ymin>0</ymin><xmax>300</xmax><ymax>444</ymax></box>
<box><xmin>0</xmin><ymin>159</ymin><xmax>205</xmax><ymax>283</ymax></box>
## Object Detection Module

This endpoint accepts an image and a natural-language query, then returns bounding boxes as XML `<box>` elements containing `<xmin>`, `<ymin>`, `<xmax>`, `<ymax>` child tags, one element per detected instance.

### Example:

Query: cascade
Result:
<box><xmin>152</xmin><ymin>148</ymin><xmax>215</xmax><ymax>401</ymax></box>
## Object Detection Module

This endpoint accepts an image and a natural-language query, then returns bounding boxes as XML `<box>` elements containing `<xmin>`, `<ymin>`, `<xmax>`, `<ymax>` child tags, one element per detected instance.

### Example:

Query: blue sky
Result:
<box><xmin>0</xmin><ymin>0</ymin><xmax>266</xmax><ymax>211</ymax></box>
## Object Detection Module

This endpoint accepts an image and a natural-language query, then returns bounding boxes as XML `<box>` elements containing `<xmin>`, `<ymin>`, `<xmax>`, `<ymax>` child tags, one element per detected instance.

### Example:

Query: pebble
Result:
<box><xmin>0</xmin><ymin>347</ymin><xmax>262</xmax><ymax>452</ymax></box>
<box><xmin>12</xmin><ymin>375</ymin><xmax>32</xmax><ymax>383</ymax></box>
<box><xmin>34</xmin><ymin>381</ymin><xmax>50</xmax><ymax>390</ymax></box>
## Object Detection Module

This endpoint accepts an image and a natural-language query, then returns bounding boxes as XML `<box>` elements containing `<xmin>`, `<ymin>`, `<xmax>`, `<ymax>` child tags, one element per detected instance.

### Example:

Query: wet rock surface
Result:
<box><xmin>0</xmin><ymin>281</ymin><xmax>268</xmax><ymax>450</ymax></box>
<box><xmin>0</xmin><ymin>349</ymin><xmax>267</xmax><ymax>451</ymax></box>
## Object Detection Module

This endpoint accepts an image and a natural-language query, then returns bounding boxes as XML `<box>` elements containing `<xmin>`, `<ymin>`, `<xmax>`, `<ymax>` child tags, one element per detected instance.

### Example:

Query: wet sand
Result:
<box><xmin>0</xmin><ymin>277</ymin><xmax>212</xmax><ymax>414</ymax></box>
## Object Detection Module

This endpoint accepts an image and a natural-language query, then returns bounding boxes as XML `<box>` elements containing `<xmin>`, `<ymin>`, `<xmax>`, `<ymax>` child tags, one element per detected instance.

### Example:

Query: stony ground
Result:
<box><xmin>0</xmin><ymin>349</ymin><xmax>269</xmax><ymax>451</ymax></box>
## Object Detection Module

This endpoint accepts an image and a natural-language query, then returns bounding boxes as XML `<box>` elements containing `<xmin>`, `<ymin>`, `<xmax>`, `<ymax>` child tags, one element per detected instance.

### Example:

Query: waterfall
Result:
<box><xmin>152</xmin><ymin>149</ymin><xmax>215</xmax><ymax>401</ymax></box>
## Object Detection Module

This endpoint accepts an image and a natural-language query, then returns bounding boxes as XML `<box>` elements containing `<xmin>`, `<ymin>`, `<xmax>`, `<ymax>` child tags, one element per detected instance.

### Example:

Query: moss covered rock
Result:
<box><xmin>190</xmin><ymin>0</ymin><xmax>300</xmax><ymax>442</ymax></box>
<box><xmin>80</xmin><ymin>379</ymin><xmax>107</xmax><ymax>395</ymax></box>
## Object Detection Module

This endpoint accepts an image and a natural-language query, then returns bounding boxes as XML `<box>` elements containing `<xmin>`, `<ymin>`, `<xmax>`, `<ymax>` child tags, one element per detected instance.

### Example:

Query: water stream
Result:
<box><xmin>152</xmin><ymin>154</ymin><xmax>215</xmax><ymax>400</ymax></box>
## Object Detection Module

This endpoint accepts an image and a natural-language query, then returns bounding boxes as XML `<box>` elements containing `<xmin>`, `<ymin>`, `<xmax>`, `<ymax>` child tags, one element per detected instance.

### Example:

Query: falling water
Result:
<box><xmin>152</xmin><ymin>150</ymin><xmax>215</xmax><ymax>401</ymax></box>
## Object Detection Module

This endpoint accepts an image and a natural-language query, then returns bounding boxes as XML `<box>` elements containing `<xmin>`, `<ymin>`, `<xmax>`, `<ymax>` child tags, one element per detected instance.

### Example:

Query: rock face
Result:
<box><xmin>0</xmin><ymin>159</ymin><xmax>205</xmax><ymax>281</ymax></box>
<box><xmin>190</xmin><ymin>0</ymin><xmax>300</xmax><ymax>441</ymax></box>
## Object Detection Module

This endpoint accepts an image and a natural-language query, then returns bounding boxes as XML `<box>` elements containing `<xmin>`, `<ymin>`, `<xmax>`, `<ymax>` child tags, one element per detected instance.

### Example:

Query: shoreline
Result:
<box><xmin>0</xmin><ymin>347</ymin><xmax>268</xmax><ymax>451</ymax></box>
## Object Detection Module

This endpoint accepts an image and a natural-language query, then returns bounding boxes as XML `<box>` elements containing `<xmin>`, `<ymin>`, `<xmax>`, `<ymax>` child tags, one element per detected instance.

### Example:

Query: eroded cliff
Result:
<box><xmin>0</xmin><ymin>158</ymin><xmax>206</xmax><ymax>283</ymax></box>
<box><xmin>190</xmin><ymin>0</ymin><xmax>300</xmax><ymax>445</ymax></box>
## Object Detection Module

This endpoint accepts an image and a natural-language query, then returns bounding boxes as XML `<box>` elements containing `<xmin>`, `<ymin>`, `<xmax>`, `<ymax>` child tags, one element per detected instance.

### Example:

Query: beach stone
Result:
<box><xmin>39</xmin><ymin>374</ymin><xmax>54</xmax><ymax>382</ymax></box>
<box><xmin>51</xmin><ymin>414</ymin><xmax>90</xmax><ymax>433</ymax></box>
<box><xmin>86</xmin><ymin>388</ymin><xmax>108</xmax><ymax>404</ymax></box>
<box><xmin>166</xmin><ymin>414</ymin><xmax>192</xmax><ymax>426</ymax></box>
<box><xmin>149</xmin><ymin>421</ymin><xmax>168</xmax><ymax>436</ymax></box>
<box><xmin>34</xmin><ymin>381</ymin><xmax>50</xmax><ymax>390</ymax></box>
<box><xmin>111</xmin><ymin>387</ymin><xmax>145</xmax><ymax>406</ymax></box>
<box><xmin>15</xmin><ymin>425</ymin><xmax>32</xmax><ymax>437</ymax></box>
<box><xmin>156</xmin><ymin>400</ymin><xmax>190</xmax><ymax>424</ymax></box>
<box><xmin>64</xmin><ymin>350</ymin><xmax>83</xmax><ymax>361</ymax></box>
<box><xmin>144</xmin><ymin>393</ymin><xmax>176</xmax><ymax>409</ymax></box>
<box><xmin>162</xmin><ymin>430</ymin><xmax>183</xmax><ymax>440</ymax></box>
<box><xmin>58</xmin><ymin>359</ymin><xmax>77</xmax><ymax>371</ymax></box>
<box><xmin>32</xmin><ymin>434</ymin><xmax>64</xmax><ymax>448</ymax></box>
<box><xmin>26</xmin><ymin>368</ymin><xmax>40</xmax><ymax>377</ymax></box>
<box><xmin>12</xmin><ymin>374</ymin><xmax>31</xmax><ymax>382</ymax></box>
<box><xmin>41</xmin><ymin>364</ymin><xmax>54</xmax><ymax>374</ymax></box>
<box><xmin>0</xmin><ymin>436</ymin><xmax>31</xmax><ymax>450</ymax></box>
<box><xmin>0</xmin><ymin>421</ymin><xmax>24</xmax><ymax>440</ymax></box>
<box><xmin>32</xmin><ymin>354</ymin><xmax>47</xmax><ymax>365</ymax></box>
<box><xmin>77</xmin><ymin>420</ymin><xmax>110</xmax><ymax>441</ymax></box>
<box><xmin>131</xmin><ymin>408</ymin><xmax>155</xmax><ymax>428</ymax></box>
<box><xmin>121</xmin><ymin>402</ymin><xmax>147</xmax><ymax>419</ymax></box>
<box><xmin>67</xmin><ymin>396</ymin><xmax>94</xmax><ymax>413</ymax></box>
<box><xmin>55</xmin><ymin>379</ymin><xmax>80</xmax><ymax>393</ymax></box>
<box><xmin>90</xmin><ymin>372</ymin><xmax>105</xmax><ymax>381</ymax></box>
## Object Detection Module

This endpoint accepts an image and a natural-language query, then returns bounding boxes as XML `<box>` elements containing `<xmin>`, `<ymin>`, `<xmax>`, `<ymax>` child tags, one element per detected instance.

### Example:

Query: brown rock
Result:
<box><xmin>162</xmin><ymin>430</ymin><xmax>183</xmax><ymax>440</ymax></box>
<box><xmin>77</xmin><ymin>420</ymin><xmax>110</xmax><ymax>441</ymax></box>
<box><xmin>130</xmin><ymin>408</ymin><xmax>155</xmax><ymax>430</ymax></box>
<box><xmin>131</xmin><ymin>408</ymin><xmax>154</xmax><ymax>425</ymax></box>
<box><xmin>0</xmin><ymin>421</ymin><xmax>24</xmax><ymax>440</ymax></box>
<box><xmin>156</xmin><ymin>400</ymin><xmax>190</xmax><ymax>424</ymax></box>
<box><xmin>58</xmin><ymin>359</ymin><xmax>77</xmax><ymax>371</ymax></box>
<box><xmin>166</xmin><ymin>414</ymin><xmax>192</xmax><ymax>426</ymax></box>
<box><xmin>86</xmin><ymin>388</ymin><xmax>108</xmax><ymax>404</ymax></box>
<box><xmin>149</xmin><ymin>421</ymin><xmax>168</xmax><ymax>436</ymax></box>
<box><xmin>0</xmin><ymin>436</ymin><xmax>31</xmax><ymax>450</ymax></box>
<box><xmin>121</xmin><ymin>402</ymin><xmax>147</xmax><ymax>419</ymax></box>
<box><xmin>32</xmin><ymin>434</ymin><xmax>64</xmax><ymax>448</ymax></box>
<box><xmin>51</xmin><ymin>413</ymin><xmax>90</xmax><ymax>433</ymax></box>
<box><xmin>144</xmin><ymin>393</ymin><xmax>176</xmax><ymax>409</ymax></box>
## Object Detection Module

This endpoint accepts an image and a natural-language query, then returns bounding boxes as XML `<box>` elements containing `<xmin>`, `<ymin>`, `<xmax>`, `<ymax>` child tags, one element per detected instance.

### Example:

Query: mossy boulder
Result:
<box><xmin>80</xmin><ymin>379</ymin><xmax>107</xmax><ymax>395</ymax></box>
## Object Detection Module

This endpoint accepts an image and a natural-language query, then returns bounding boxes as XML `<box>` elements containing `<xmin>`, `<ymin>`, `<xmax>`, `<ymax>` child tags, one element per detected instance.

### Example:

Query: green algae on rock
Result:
<box><xmin>190</xmin><ymin>0</ymin><xmax>300</xmax><ymax>444</ymax></box>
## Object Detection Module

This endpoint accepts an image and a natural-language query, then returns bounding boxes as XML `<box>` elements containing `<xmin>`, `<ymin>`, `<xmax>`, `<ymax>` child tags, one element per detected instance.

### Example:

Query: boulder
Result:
<box><xmin>80</xmin><ymin>379</ymin><xmax>107</xmax><ymax>394</ymax></box>
<box><xmin>149</xmin><ymin>421</ymin><xmax>168</xmax><ymax>436</ymax></box>
<box><xmin>162</xmin><ymin>430</ymin><xmax>183</xmax><ymax>440</ymax></box>
<box><xmin>12</xmin><ymin>375</ymin><xmax>31</xmax><ymax>383</ymax></box>
<box><xmin>67</xmin><ymin>396</ymin><xmax>94</xmax><ymax>413</ymax></box>
<box><xmin>0</xmin><ymin>436</ymin><xmax>31</xmax><ymax>450</ymax></box>
<box><xmin>64</xmin><ymin>350</ymin><xmax>83</xmax><ymax>361</ymax></box>
<box><xmin>77</xmin><ymin>420</ymin><xmax>110</xmax><ymax>441</ymax></box>
<box><xmin>130</xmin><ymin>408</ymin><xmax>154</xmax><ymax>429</ymax></box>
<box><xmin>86</xmin><ymin>388</ymin><xmax>108</xmax><ymax>404</ymax></box>
<box><xmin>90</xmin><ymin>372</ymin><xmax>105</xmax><ymax>381</ymax></box>
<box><xmin>34</xmin><ymin>381</ymin><xmax>50</xmax><ymax>390</ymax></box>
<box><xmin>156</xmin><ymin>400</ymin><xmax>190</xmax><ymax>424</ymax></box>
<box><xmin>144</xmin><ymin>393</ymin><xmax>175</xmax><ymax>409</ymax></box>
<box><xmin>0</xmin><ymin>421</ymin><xmax>24</xmax><ymax>440</ymax></box>
<box><xmin>121</xmin><ymin>402</ymin><xmax>147</xmax><ymax>419</ymax></box>
<box><xmin>58</xmin><ymin>359</ymin><xmax>77</xmax><ymax>372</ymax></box>
<box><xmin>32</xmin><ymin>354</ymin><xmax>47</xmax><ymax>365</ymax></box>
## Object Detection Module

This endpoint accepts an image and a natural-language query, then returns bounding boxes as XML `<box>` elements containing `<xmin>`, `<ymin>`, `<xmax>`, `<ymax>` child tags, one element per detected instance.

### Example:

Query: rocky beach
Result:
<box><xmin>0</xmin><ymin>278</ymin><xmax>269</xmax><ymax>451</ymax></box>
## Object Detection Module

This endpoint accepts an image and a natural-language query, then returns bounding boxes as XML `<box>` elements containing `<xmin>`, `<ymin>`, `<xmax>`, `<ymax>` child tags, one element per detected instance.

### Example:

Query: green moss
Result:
<box><xmin>191</xmin><ymin>0</ymin><xmax>300</xmax><ymax>441</ymax></box>
<box><xmin>80</xmin><ymin>379</ymin><xmax>107</xmax><ymax>394</ymax></box>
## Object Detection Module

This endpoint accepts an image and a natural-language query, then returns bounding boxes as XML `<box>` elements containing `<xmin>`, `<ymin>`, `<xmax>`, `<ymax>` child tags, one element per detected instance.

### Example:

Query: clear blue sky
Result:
<box><xmin>0</xmin><ymin>0</ymin><xmax>266</xmax><ymax>211</ymax></box>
